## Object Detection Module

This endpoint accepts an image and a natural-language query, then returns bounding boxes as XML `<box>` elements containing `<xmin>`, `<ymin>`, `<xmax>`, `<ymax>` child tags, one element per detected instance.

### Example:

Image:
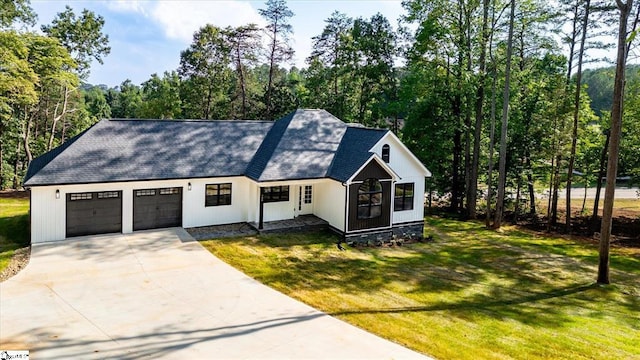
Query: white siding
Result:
<box><xmin>183</xmin><ymin>177</ymin><xmax>251</xmax><ymax>228</ymax></box>
<box><xmin>30</xmin><ymin>187</ymin><xmax>66</xmax><ymax>243</ymax></box>
<box><xmin>30</xmin><ymin>177</ymin><xmax>250</xmax><ymax>243</ymax></box>
<box><xmin>314</xmin><ymin>179</ymin><xmax>346</xmax><ymax>231</ymax></box>
<box><xmin>370</xmin><ymin>133</ymin><xmax>430</xmax><ymax>224</ymax></box>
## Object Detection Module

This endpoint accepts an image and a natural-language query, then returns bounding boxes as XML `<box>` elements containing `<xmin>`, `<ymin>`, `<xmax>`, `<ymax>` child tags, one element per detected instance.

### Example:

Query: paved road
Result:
<box><xmin>555</xmin><ymin>187</ymin><xmax>639</xmax><ymax>199</ymax></box>
<box><xmin>0</xmin><ymin>229</ymin><xmax>428</xmax><ymax>359</ymax></box>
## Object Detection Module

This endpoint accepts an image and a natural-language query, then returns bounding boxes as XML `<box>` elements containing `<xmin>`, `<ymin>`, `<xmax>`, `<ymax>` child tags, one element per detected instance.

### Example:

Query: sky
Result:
<box><xmin>30</xmin><ymin>0</ymin><xmax>406</xmax><ymax>87</ymax></box>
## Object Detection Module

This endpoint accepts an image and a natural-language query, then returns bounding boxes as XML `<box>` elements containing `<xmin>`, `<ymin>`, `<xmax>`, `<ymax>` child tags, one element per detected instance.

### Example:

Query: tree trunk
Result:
<box><xmin>13</xmin><ymin>133</ymin><xmax>22</xmax><ymax>189</ymax></box>
<box><xmin>469</xmin><ymin>0</ymin><xmax>490</xmax><ymax>220</ymax></box>
<box><xmin>486</xmin><ymin>65</ymin><xmax>498</xmax><ymax>227</ymax></box>
<box><xmin>546</xmin><ymin>154</ymin><xmax>555</xmax><ymax>232</ymax></box>
<box><xmin>566</xmin><ymin>0</ymin><xmax>591</xmax><ymax>233</ymax></box>
<box><xmin>493</xmin><ymin>0</ymin><xmax>515</xmax><ymax>229</ymax></box>
<box><xmin>593</xmin><ymin>129</ymin><xmax>610</xmax><ymax>220</ymax></box>
<box><xmin>598</xmin><ymin>0</ymin><xmax>633</xmax><ymax>285</ymax></box>
<box><xmin>551</xmin><ymin>154</ymin><xmax>562</xmax><ymax>229</ymax></box>
<box><xmin>266</xmin><ymin>24</ymin><xmax>278</xmax><ymax>120</ymax></box>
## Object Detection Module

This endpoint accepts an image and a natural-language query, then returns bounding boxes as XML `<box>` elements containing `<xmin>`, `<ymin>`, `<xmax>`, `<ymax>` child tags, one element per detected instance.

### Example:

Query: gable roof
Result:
<box><xmin>23</xmin><ymin>109</ymin><xmax>406</xmax><ymax>187</ymax></box>
<box><xmin>327</xmin><ymin>126</ymin><xmax>388</xmax><ymax>183</ymax></box>
<box><xmin>24</xmin><ymin>119</ymin><xmax>273</xmax><ymax>186</ymax></box>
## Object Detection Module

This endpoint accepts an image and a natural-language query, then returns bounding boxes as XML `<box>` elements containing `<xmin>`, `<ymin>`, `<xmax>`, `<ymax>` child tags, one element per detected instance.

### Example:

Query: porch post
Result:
<box><xmin>259</xmin><ymin>188</ymin><xmax>264</xmax><ymax>230</ymax></box>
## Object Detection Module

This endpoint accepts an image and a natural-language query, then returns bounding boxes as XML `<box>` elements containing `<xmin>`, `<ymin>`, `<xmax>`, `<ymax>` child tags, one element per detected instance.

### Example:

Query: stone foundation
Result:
<box><xmin>345</xmin><ymin>230</ymin><xmax>394</xmax><ymax>246</ymax></box>
<box><xmin>391</xmin><ymin>221</ymin><xmax>424</xmax><ymax>240</ymax></box>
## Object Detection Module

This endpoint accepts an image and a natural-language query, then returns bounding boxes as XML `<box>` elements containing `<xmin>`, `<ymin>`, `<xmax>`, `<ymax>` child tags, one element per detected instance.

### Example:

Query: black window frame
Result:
<box><xmin>394</xmin><ymin>183</ymin><xmax>415</xmax><ymax>211</ymax></box>
<box><xmin>357</xmin><ymin>178</ymin><xmax>383</xmax><ymax>219</ymax></box>
<box><xmin>205</xmin><ymin>183</ymin><xmax>232</xmax><ymax>207</ymax></box>
<box><xmin>262</xmin><ymin>186</ymin><xmax>289</xmax><ymax>203</ymax></box>
<box><xmin>382</xmin><ymin>144</ymin><xmax>390</xmax><ymax>163</ymax></box>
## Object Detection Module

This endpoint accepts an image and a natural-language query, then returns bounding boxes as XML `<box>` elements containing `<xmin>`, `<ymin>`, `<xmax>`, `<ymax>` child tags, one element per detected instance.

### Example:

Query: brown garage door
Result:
<box><xmin>66</xmin><ymin>191</ymin><xmax>122</xmax><ymax>237</ymax></box>
<box><xmin>133</xmin><ymin>187</ymin><xmax>182</xmax><ymax>231</ymax></box>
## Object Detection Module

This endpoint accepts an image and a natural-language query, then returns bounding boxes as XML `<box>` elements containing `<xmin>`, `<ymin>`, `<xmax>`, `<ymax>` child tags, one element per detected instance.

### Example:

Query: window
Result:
<box><xmin>159</xmin><ymin>187</ymin><xmax>180</xmax><ymax>195</ymax></box>
<box><xmin>70</xmin><ymin>193</ymin><xmax>92</xmax><ymax>201</ymax></box>
<box><xmin>382</xmin><ymin>144</ymin><xmax>390</xmax><ymax>163</ymax></box>
<box><xmin>97</xmin><ymin>191</ymin><xmax>119</xmax><ymax>199</ymax></box>
<box><xmin>262</xmin><ymin>186</ymin><xmax>289</xmax><ymax>203</ymax></box>
<box><xmin>357</xmin><ymin>178</ymin><xmax>383</xmax><ymax>219</ymax></box>
<box><xmin>304</xmin><ymin>185</ymin><xmax>312</xmax><ymax>204</ymax></box>
<box><xmin>206</xmin><ymin>183</ymin><xmax>232</xmax><ymax>206</ymax></box>
<box><xmin>136</xmin><ymin>189</ymin><xmax>156</xmax><ymax>196</ymax></box>
<box><xmin>394</xmin><ymin>183</ymin><xmax>414</xmax><ymax>211</ymax></box>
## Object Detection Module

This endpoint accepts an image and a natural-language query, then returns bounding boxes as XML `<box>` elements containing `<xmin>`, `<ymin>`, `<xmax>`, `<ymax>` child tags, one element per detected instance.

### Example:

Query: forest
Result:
<box><xmin>2</xmin><ymin>0</ymin><xmax>639</xmax><ymax>235</ymax></box>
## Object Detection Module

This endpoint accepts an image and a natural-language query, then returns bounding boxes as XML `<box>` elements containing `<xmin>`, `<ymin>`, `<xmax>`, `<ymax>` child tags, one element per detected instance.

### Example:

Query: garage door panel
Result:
<box><xmin>133</xmin><ymin>188</ymin><xmax>182</xmax><ymax>231</ymax></box>
<box><xmin>66</xmin><ymin>191</ymin><xmax>122</xmax><ymax>237</ymax></box>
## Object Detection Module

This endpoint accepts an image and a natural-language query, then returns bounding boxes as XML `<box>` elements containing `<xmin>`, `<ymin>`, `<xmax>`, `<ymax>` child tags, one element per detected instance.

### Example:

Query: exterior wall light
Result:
<box><xmin>188</xmin><ymin>182</ymin><xmax>192</xmax><ymax>191</ymax></box>
<box><xmin>56</xmin><ymin>189</ymin><xmax>60</xmax><ymax>199</ymax></box>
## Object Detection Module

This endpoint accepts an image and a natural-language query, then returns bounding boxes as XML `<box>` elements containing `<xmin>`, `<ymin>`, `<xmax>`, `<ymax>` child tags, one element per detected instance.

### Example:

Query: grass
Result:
<box><xmin>0</xmin><ymin>197</ymin><xmax>30</xmax><ymax>273</ymax></box>
<box><xmin>200</xmin><ymin>219</ymin><xmax>640</xmax><ymax>360</ymax></box>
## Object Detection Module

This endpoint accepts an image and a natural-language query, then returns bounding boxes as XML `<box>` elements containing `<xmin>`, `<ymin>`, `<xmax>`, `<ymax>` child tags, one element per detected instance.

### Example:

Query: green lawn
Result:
<box><xmin>200</xmin><ymin>218</ymin><xmax>640</xmax><ymax>360</ymax></box>
<box><xmin>0</xmin><ymin>197</ymin><xmax>30</xmax><ymax>273</ymax></box>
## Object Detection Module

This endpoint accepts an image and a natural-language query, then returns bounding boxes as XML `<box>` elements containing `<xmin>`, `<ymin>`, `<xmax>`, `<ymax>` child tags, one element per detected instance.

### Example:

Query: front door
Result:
<box><xmin>296</xmin><ymin>185</ymin><xmax>313</xmax><ymax>216</ymax></box>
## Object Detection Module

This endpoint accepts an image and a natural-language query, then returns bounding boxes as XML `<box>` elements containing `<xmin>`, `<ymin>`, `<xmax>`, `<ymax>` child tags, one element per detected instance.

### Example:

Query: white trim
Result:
<box><xmin>345</xmin><ymin>154</ymin><xmax>400</xmax><ymax>184</ymax></box>
<box><xmin>346</xmin><ymin>225</ymin><xmax>393</xmax><ymax>234</ymax></box>
<box><xmin>373</xmin><ymin>132</ymin><xmax>432</xmax><ymax>177</ymax></box>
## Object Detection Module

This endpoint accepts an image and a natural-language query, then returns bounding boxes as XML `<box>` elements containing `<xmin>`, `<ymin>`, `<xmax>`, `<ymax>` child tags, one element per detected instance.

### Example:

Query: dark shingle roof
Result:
<box><xmin>24</xmin><ymin>119</ymin><xmax>273</xmax><ymax>186</ymax></box>
<box><xmin>327</xmin><ymin>127</ymin><xmax>388</xmax><ymax>182</ymax></box>
<box><xmin>246</xmin><ymin>109</ymin><xmax>349</xmax><ymax>181</ymax></box>
<box><xmin>24</xmin><ymin>109</ymin><xmax>392</xmax><ymax>186</ymax></box>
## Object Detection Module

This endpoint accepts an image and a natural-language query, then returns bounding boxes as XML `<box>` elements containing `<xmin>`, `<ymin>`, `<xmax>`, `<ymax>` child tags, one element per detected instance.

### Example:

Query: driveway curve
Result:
<box><xmin>1</xmin><ymin>229</ymin><xmax>428</xmax><ymax>359</ymax></box>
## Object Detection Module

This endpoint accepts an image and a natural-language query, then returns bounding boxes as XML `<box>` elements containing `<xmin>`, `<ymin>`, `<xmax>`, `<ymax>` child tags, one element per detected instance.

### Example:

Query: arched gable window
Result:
<box><xmin>382</xmin><ymin>144</ymin><xmax>390</xmax><ymax>163</ymax></box>
<box><xmin>358</xmin><ymin>178</ymin><xmax>383</xmax><ymax>219</ymax></box>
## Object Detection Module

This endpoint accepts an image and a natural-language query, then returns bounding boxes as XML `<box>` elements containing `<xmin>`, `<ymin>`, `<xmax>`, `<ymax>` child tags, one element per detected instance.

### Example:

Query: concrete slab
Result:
<box><xmin>1</xmin><ymin>228</ymin><xmax>430</xmax><ymax>359</ymax></box>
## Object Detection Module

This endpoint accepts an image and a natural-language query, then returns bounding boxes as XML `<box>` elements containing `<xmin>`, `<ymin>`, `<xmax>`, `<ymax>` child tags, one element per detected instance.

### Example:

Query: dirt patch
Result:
<box><xmin>0</xmin><ymin>189</ymin><xmax>29</xmax><ymax>199</ymax></box>
<box><xmin>0</xmin><ymin>247</ymin><xmax>30</xmax><ymax>282</ymax></box>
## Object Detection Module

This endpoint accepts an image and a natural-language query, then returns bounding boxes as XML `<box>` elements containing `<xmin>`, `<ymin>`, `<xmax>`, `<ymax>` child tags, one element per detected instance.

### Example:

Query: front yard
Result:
<box><xmin>0</xmin><ymin>196</ymin><xmax>30</xmax><ymax>278</ymax></box>
<box><xmin>201</xmin><ymin>218</ymin><xmax>640</xmax><ymax>360</ymax></box>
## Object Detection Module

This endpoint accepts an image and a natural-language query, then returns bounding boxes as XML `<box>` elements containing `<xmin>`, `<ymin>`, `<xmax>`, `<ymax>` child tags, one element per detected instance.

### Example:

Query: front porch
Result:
<box><xmin>248</xmin><ymin>214</ymin><xmax>328</xmax><ymax>234</ymax></box>
<box><xmin>187</xmin><ymin>215</ymin><xmax>329</xmax><ymax>240</ymax></box>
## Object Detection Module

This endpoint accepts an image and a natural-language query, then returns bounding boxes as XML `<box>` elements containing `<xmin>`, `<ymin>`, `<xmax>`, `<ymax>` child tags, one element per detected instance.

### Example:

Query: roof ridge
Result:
<box><xmin>108</xmin><ymin>118</ymin><xmax>273</xmax><ymax>123</ymax></box>
<box><xmin>244</xmin><ymin>110</ymin><xmax>297</xmax><ymax>180</ymax></box>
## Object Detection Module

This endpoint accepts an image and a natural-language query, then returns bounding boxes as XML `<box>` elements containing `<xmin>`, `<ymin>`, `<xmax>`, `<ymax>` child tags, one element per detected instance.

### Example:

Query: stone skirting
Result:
<box><xmin>391</xmin><ymin>221</ymin><xmax>425</xmax><ymax>240</ymax></box>
<box><xmin>343</xmin><ymin>221</ymin><xmax>425</xmax><ymax>246</ymax></box>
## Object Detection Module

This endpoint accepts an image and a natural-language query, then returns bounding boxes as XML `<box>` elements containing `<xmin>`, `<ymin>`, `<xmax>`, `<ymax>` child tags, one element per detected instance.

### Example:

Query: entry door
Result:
<box><xmin>297</xmin><ymin>185</ymin><xmax>313</xmax><ymax>215</ymax></box>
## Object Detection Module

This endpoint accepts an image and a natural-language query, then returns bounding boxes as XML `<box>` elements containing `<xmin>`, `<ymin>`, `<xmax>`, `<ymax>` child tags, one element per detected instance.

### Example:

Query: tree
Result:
<box><xmin>109</xmin><ymin>80</ymin><xmax>142</xmax><ymax>118</ymax></box>
<box><xmin>0</xmin><ymin>0</ymin><xmax>36</xmax><ymax>29</ymax></box>
<box><xmin>468</xmin><ymin>0</ymin><xmax>491</xmax><ymax>219</ymax></box>
<box><xmin>41</xmin><ymin>5</ymin><xmax>110</xmax><ymax>79</ymax></box>
<box><xmin>306</xmin><ymin>11</ymin><xmax>353</xmax><ymax>119</ymax></box>
<box><xmin>139</xmin><ymin>72</ymin><xmax>182</xmax><ymax>119</ymax></box>
<box><xmin>259</xmin><ymin>0</ymin><xmax>294</xmax><ymax>119</ymax></box>
<box><xmin>226</xmin><ymin>24</ymin><xmax>261</xmax><ymax>119</ymax></box>
<box><xmin>493</xmin><ymin>0</ymin><xmax>515</xmax><ymax>228</ymax></box>
<box><xmin>598</xmin><ymin>0</ymin><xmax>639</xmax><ymax>284</ymax></box>
<box><xmin>178</xmin><ymin>24</ymin><xmax>232</xmax><ymax>120</ymax></box>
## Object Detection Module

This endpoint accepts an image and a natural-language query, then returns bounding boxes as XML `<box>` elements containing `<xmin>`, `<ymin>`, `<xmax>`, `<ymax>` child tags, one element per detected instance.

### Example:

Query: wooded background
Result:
<box><xmin>2</xmin><ymin>0</ymin><xmax>639</xmax><ymax>232</ymax></box>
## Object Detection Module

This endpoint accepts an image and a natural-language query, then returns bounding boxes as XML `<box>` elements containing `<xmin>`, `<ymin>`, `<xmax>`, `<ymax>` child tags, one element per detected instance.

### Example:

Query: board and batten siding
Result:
<box><xmin>370</xmin><ymin>133</ymin><xmax>430</xmax><ymax>225</ymax></box>
<box><xmin>313</xmin><ymin>179</ymin><xmax>346</xmax><ymax>232</ymax></box>
<box><xmin>30</xmin><ymin>177</ymin><xmax>251</xmax><ymax>243</ymax></box>
<box><xmin>183</xmin><ymin>177</ymin><xmax>251</xmax><ymax>228</ymax></box>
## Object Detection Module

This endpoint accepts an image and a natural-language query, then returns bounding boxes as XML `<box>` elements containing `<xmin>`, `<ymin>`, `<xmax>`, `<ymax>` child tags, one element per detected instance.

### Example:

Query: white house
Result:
<box><xmin>24</xmin><ymin>109</ymin><xmax>431</xmax><ymax>243</ymax></box>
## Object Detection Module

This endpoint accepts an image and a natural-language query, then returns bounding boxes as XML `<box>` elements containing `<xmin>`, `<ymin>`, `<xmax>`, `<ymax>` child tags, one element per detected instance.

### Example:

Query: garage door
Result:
<box><xmin>133</xmin><ymin>187</ymin><xmax>182</xmax><ymax>231</ymax></box>
<box><xmin>66</xmin><ymin>191</ymin><xmax>122</xmax><ymax>237</ymax></box>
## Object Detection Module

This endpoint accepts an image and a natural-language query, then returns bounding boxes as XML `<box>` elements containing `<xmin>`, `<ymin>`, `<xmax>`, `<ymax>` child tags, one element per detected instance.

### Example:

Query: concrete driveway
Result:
<box><xmin>0</xmin><ymin>229</ymin><xmax>428</xmax><ymax>359</ymax></box>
